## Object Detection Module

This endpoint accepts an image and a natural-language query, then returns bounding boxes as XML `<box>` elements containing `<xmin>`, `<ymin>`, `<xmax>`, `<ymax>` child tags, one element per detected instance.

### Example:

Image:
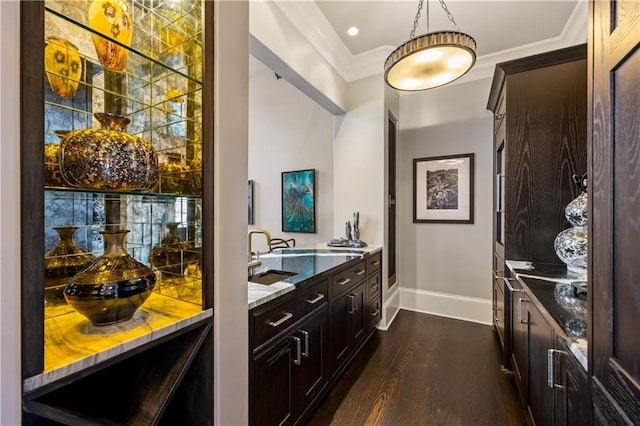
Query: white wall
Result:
<box><xmin>0</xmin><ymin>1</ymin><xmax>22</xmax><ymax>424</ymax></box>
<box><xmin>214</xmin><ymin>1</ymin><xmax>250</xmax><ymax>424</ymax></box>
<box><xmin>397</xmin><ymin>78</ymin><xmax>494</xmax><ymax>324</ymax></box>
<box><xmin>248</xmin><ymin>58</ymin><xmax>335</xmax><ymax>251</ymax></box>
<box><xmin>333</xmin><ymin>75</ymin><xmax>386</xmax><ymax>245</ymax></box>
<box><xmin>249</xmin><ymin>0</ymin><xmax>347</xmax><ymax>114</ymax></box>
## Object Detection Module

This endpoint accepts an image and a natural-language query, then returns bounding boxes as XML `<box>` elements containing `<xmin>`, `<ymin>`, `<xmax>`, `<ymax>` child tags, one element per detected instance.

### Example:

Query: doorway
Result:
<box><xmin>388</xmin><ymin>112</ymin><xmax>397</xmax><ymax>288</ymax></box>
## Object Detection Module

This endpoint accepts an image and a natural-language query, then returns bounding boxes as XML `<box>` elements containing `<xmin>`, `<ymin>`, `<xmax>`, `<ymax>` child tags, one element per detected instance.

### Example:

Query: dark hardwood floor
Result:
<box><xmin>306</xmin><ymin>310</ymin><xmax>526</xmax><ymax>426</ymax></box>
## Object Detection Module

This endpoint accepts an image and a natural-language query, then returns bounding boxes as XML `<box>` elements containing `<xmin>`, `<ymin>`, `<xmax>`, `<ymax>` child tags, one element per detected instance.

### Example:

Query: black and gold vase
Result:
<box><xmin>44</xmin><ymin>226</ymin><xmax>95</xmax><ymax>293</ymax></box>
<box><xmin>59</xmin><ymin>113</ymin><xmax>158</xmax><ymax>191</ymax></box>
<box><xmin>64</xmin><ymin>230</ymin><xmax>156</xmax><ymax>326</ymax></box>
<box><xmin>149</xmin><ymin>222</ymin><xmax>198</xmax><ymax>278</ymax></box>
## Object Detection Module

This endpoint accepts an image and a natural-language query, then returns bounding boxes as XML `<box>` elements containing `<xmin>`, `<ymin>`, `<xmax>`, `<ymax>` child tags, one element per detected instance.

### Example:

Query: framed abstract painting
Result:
<box><xmin>413</xmin><ymin>153</ymin><xmax>474</xmax><ymax>224</ymax></box>
<box><xmin>282</xmin><ymin>169</ymin><xmax>316</xmax><ymax>233</ymax></box>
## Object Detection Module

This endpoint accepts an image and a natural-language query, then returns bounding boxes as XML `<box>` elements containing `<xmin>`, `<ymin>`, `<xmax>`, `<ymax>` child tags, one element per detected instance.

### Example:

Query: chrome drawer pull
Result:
<box><xmin>371</xmin><ymin>284</ymin><xmax>379</xmax><ymax>293</ymax></box>
<box><xmin>354</xmin><ymin>269</ymin><xmax>366</xmax><ymax>276</ymax></box>
<box><xmin>547</xmin><ymin>349</ymin><xmax>566</xmax><ymax>390</ymax></box>
<box><xmin>267</xmin><ymin>312</ymin><xmax>293</xmax><ymax>327</ymax></box>
<box><xmin>300</xmin><ymin>330</ymin><xmax>309</xmax><ymax>358</ymax></box>
<box><xmin>518</xmin><ymin>298</ymin><xmax>527</xmax><ymax>324</ymax></box>
<box><xmin>306</xmin><ymin>294</ymin><xmax>325</xmax><ymax>304</ymax></box>
<box><xmin>371</xmin><ymin>260</ymin><xmax>381</xmax><ymax>266</ymax></box>
<box><xmin>292</xmin><ymin>336</ymin><xmax>301</xmax><ymax>365</ymax></box>
<box><xmin>337</xmin><ymin>278</ymin><xmax>351</xmax><ymax>286</ymax></box>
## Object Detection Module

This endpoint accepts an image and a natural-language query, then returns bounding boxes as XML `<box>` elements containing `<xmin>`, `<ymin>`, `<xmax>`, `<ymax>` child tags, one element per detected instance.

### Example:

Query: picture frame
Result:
<box><xmin>248</xmin><ymin>180</ymin><xmax>254</xmax><ymax>225</ymax></box>
<box><xmin>282</xmin><ymin>169</ymin><xmax>316</xmax><ymax>233</ymax></box>
<box><xmin>413</xmin><ymin>153</ymin><xmax>474</xmax><ymax>224</ymax></box>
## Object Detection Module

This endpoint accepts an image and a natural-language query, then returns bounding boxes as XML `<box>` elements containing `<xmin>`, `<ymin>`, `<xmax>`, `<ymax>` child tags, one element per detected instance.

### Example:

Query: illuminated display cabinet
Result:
<box><xmin>20</xmin><ymin>1</ymin><xmax>214</xmax><ymax>423</ymax></box>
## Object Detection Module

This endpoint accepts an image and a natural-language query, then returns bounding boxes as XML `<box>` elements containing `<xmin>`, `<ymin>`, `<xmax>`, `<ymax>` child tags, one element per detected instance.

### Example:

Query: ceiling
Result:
<box><xmin>315</xmin><ymin>1</ymin><xmax>579</xmax><ymax>57</ymax></box>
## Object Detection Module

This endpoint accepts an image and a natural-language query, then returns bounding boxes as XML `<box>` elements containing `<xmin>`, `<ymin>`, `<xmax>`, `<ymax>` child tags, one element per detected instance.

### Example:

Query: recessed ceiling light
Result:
<box><xmin>347</xmin><ymin>26</ymin><xmax>359</xmax><ymax>36</ymax></box>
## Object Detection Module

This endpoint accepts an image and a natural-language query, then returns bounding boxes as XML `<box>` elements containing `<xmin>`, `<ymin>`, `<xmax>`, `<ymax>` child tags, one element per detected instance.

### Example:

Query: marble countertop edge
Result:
<box><xmin>23</xmin><ymin>308</ymin><xmax>213</xmax><ymax>393</ymax></box>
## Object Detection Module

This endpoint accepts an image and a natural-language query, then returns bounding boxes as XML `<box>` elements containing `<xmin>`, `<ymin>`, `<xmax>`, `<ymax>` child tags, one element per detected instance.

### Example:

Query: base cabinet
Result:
<box><xmin>329</xmin><ymin>281</ymin><xmax>366</xmax><ymax>377</ymax></box>
<box><xmin>252</xmin><ymin>306</ymin><xmax>329</xmax><ymax>426</ymax></box>
<box><xmin>553</xmin><ymin>339</ymin><xmax>591</xmax><ymax>426</ymax></box>
<box><xmin>526</xmin><ymin>297</ymin><xmax>555</xmax><ymax>426</ymax></box>
<box><xmin>250</xmin><ymin>250</ymin><xmax>382</xmax><ymax>426</ymax></box>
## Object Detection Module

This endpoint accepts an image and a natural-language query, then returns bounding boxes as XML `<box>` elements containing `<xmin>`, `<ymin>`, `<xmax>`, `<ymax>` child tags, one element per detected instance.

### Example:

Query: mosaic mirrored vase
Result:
<box><xmin>554</xmin><ymin>174</ymin><xmax>588</xmax><ymax>275</ymax></box>
<box><xmin>59</xmin><ymin>113</ymin><xmax>158</xmax><ymax>191</ymax></box>
<box><xmin>64</xmin><ymin>230</ymin><xmax>156</xmax><ymax>326</ymax></box>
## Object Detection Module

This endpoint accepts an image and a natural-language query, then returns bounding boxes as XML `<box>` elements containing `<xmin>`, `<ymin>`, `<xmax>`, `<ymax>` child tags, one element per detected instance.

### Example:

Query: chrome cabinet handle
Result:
<box><xmin>267</xmin><ymin>312</ymin><xmax>293</xmax><ymax>327</ymax></box>
<box><xmin>337</xmin><ymin>278</ymin><xmax>351</xmax><ymax>286</ymax></box>
<box><xmin>300</xmin><ymin>330</ymin><xmax>309</xmax><ymax>358</ymax></box>
<box><xmin>347</xmin><ymin>294</ymin><xmax>355</xmax><ymax>314</ymax></box>
<box><xmin>352</xmin><ymin>293</ymin><xmax>359</xmax><ymax>312</ymax></box>
<box><xmin>371</xmin><ymin>260</ymin><xmax>381</xmax><ymax>266</ymax></box>
<box><xmin>518</xmin><ymin>298</ymin><xmax>527</xmax><ymax>324</ymax></box>
<box><xmin>503</xmin><ymin>277</ymin><xmax>523</xmax><ymax>293</ymax></box>
<box><xmin>306</xmin><ymin>293</ymin><xmax>325</xmax><ymax>304</ymax></box>
<box><xmin>354</xmin><ymin>269</ymin><xmax>366</xmax><ymax>276</ymax></box>
<box><xmin>292</xmin><ymin>336</ymin><xmax>301</xmax><ymax>365</ymax></box>
<box><xmin>371</xmin><ymin>284</ymin><xmax>380</xmax><ymax>293</ymax></box>
<box><xmin>547</xmin><ymin>349</ymin><xmax>566</xmax><ymax>390</ymax></box>
<box><xmin>370</xmin><ymin>302</ymin><xmax>380</xmax><ymax>316</ymax></box>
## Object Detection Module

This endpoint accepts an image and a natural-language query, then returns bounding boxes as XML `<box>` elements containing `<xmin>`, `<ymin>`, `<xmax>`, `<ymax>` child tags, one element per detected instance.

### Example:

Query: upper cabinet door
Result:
<box><xmin>590</xmin><ymin>1</ymin><xmax>640</xmax><ymax>424</ymax></box>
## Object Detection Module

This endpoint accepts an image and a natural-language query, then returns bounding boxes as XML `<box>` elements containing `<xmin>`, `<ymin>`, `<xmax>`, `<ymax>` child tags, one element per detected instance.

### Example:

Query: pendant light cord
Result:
<box><xmin>409</xmin><ymin>0</ymin><xmax>460</xmax><ymax>39</ymax></box>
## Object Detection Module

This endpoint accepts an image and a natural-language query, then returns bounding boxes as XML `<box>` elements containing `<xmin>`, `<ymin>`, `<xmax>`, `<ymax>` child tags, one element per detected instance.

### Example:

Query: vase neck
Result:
<box><xmin>101</xmin><ymin>230</ymin><xmax>130</xmax><ymax>257</ymax></box>
<box><xmin>54</xmin><ymin>226</ymin><xmax>79</xmax><ymax>245</ymax></box>
<box><xmin>94</xmin><ymin>113</ymin><xmax>130</xmax><ymax>132</ymax></box>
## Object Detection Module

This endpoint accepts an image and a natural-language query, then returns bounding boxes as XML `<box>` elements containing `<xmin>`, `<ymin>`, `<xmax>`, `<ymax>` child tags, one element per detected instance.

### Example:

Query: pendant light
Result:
<box><xmin>384</xmin><ymin>0</ymin><xmax>476</xmax><ymax>91</ymax></box>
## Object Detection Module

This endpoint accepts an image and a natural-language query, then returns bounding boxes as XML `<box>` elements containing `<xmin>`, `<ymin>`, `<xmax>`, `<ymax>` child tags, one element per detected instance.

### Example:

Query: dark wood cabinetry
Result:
<box><xmin>250</xmin><ymin>251</ymin><xmax>382</xmax><ymax>425</ymax></box>
<box><xmin>590</xmin><ymin>1</ymin><xmax>640</xmax><ymax>424</ymax></box>
<box><xmin>488</xmin><ymin>45</ymin><xmax>587</xmax><ymax>378</ymax></box>
<box><xmin>507</xmin><ymin>271</ymin><xmax>590</xmax><ymax>426</ymax></box>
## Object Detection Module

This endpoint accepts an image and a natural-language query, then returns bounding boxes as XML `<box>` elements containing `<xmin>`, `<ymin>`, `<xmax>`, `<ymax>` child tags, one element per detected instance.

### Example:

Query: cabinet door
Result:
<box><xmin>292</xmin><ymin>307</ymin><xmax>329</xmax><ymax>420</ymax></box>
<box><xmin>253</xmin><ymin>338</ymin><xmax>295</xmax><ymax>426</ymax></box>
<box><xmin>526</xmin><ymin>300</ymin><xmax>555</xmax><ymax>426</ymax></box>
<box><xmin>553</xmin><ymin>341</ymin><xmax>590</xmax><ymax>426</ymax></box>
<box><xmin>506</xmin><ymin>277</ymin><xmax>527</xmax><ymax>403</ymax></box>
<box><xmin>350</xmin><ymin>283</ymin><xmax>367</xmax><ymax>347</ymax></box>
<box><xmin>590</xmin><ymin>1</ymin><xmax>640</xmax><ymax>424</ymax></box>
<box><xmin>330</xmin><ymin>290</ymin><xmax>351</xmax><ymax>376</ymax></box>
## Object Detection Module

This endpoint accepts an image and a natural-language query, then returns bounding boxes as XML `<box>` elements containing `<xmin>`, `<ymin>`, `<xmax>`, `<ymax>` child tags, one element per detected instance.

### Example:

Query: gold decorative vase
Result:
<box><xmin>64</xmin><ymin>230</ymin><xmax>156</xmax><ymax>326</ymax></box>
<box><xmin>44</xmin><ymin>130</ymin><xmax>70</xmax><ymax>187</ymax></box>
<box><xmin>158</xmin><ymin>153</ymin><xmax>190</xmax><ymax>194</ymax></box>
<box><xmin>59</xmin><ymin>113</ymin><xmax>159</xmax><ymax>191</ymax></box>
<box><xmin>88</xmin><ymin>0</ymin><xmax>133</xmax><ymax>72</ymax></box>
<box><xmin>44</xmin><ymin>37</ymin><xmax>83</xmax><ymax>99</ymax></box>
<box><xmin>149</xmin><ymin>222</ymin><xmax>198</xmax><ymax>278</ymax></box>
<box><xmin>44</xmin><ymin>226</ymin><xmax>95</xmax><ymax>291</ymax></box>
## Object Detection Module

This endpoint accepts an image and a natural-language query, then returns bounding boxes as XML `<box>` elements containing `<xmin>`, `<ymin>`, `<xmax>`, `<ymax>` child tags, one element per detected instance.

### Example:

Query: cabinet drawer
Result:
<box><xmin>331</xmin><ymin>260</ymin><xmax>366</xmax><ymax>298</ymax></box>
<box><xmin>252</xmin><ymin>298</ymin><xmax>305</xmax><ymax>349</ymax></box>
<box><xmin>367</xmin><ymin>273</ymin><xmax>381</xmax><ymax>302</ymax></box>
<box><xmin>298</xmin><ymin>279</ymin><xmax>328</xmax><ymax>316</ymax></box>
<box><xmin>366</xmin><ymin>251</ymin><xmax>382</xmax><ymax>273</ymax></box>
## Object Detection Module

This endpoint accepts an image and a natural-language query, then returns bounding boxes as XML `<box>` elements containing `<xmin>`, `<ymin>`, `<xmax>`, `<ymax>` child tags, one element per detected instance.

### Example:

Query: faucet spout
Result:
<box><xmin>248</xmin><ymin>229</ymin><xmax>271</xmax><ymax>275</ymax></box>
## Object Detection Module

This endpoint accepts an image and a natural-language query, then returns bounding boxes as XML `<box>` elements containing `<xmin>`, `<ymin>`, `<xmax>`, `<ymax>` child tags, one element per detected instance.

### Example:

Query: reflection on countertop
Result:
<box><xmin>506</xmin><ymin>260</ymin><xmax>588</xmax><ymax>370</ymax></box>
<box><xmin>248</xmin><ymin>245</ymin><xmax>382</xmax><ymax>310</ymax></box>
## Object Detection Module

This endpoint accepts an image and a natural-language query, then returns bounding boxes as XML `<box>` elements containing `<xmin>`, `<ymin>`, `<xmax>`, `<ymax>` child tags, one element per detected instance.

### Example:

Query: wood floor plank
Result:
<box><xmin>307</xmin><ymin>310</ymin><xmax>526</xmax><ymax>426</ymax></box>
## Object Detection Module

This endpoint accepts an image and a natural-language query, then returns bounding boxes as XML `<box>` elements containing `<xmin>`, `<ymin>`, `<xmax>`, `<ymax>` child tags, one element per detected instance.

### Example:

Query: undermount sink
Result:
<box><xmin>249</xmin><ymin>270</ymin><xmax>297</xmax><ymax>285</ymax></box>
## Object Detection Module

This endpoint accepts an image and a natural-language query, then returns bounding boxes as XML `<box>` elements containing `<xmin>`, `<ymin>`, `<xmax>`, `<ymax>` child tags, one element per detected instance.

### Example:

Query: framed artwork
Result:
<box><xmin>248</xmin><ymin>180</ymin><xmax>254</xmax><ymax>225</ymax></box>
<box><xmin>413</xmin><ymin>153</ymin><xmax>474</xmax><ymax>224</ymax></box>
<box><xmin>282</xmin><ymin>169</ymin><xmax>316</xmax><ymax>233</ymax></box>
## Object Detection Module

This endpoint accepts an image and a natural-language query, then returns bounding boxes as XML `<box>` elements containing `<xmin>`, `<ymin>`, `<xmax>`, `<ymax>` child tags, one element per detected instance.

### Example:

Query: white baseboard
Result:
<box><xmin>399</xmin><ymin>287</ymin><xmax>492</xmax><ymax>325</ymax></box>
<box><xmin>377</xmin><ymin>287</ymin><xmax>400</xmax><ymax>331</ymax></box>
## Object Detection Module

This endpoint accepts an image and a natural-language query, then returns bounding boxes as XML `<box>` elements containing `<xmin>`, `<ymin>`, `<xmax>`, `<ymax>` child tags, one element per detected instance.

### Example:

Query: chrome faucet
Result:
<box><xmin>248</xmin><ymin>229</ymin><xmax>271</xmax><ymax>276</ymax></box>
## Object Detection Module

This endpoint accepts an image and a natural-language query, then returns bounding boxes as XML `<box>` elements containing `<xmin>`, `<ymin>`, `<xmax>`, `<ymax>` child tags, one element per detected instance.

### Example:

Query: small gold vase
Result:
<box><xmin>88</xmin><ymin>0</ymin><xmax>133</xmax><ymax>72</ymax></box>
<box><xmin>44</xmin><ymin>37</ymin><xmax>83</xmax><ymax>99</ymax></box>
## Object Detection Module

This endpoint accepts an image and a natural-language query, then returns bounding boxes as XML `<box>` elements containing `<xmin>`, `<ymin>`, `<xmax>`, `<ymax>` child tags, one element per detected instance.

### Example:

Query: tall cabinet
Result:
<box><xmin>589</xmin><ymin>1</ymin><xmax>640</xmax><ymax>424</ymax></box>
<box><xmin>487</xmin><ymin>46</ymin><xmax>587</xmax><ymax>371</ymax></box>
<box><xmin>20</xmin><ymin>1</ymin><xmax>214</xmax><ymax>423</ymax></box>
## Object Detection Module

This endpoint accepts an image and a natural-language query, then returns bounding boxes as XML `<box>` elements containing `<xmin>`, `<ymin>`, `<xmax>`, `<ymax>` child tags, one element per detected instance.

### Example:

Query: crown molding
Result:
<box><xmin>270</xmin><ymin>0</ymin><xmax>588</xmax><ymax>88</ymax></box>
